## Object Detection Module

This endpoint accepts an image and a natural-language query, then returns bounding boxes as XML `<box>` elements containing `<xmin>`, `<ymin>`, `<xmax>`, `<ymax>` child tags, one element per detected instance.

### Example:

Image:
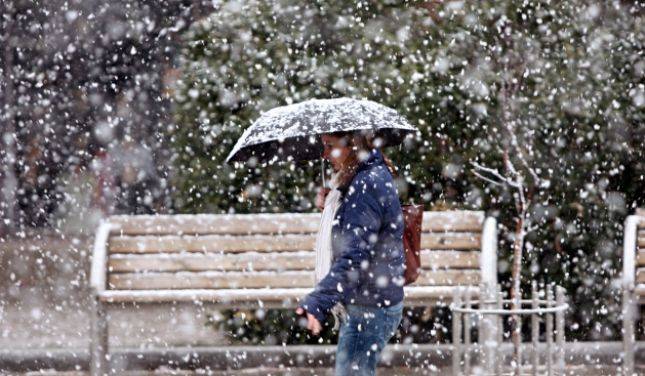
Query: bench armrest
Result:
<box><xmin>623</xmin><ymin>215</ymin><xmax>640</xmax><ymax>290</ymax></box>
<box><xmin>90</xmin><ymin>222</ymin><xmax>118</xmax><ymax>294</ymax></box>
<box><xmin>480</xmin><ymin>216</ymin><xmax>498</xmax><ymax>286</ymax></box>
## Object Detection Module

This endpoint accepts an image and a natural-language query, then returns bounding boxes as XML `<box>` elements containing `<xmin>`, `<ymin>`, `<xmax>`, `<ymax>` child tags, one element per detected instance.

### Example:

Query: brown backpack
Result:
<box><xmin>401</xmin><ymin>204</ymin><xmax>424</xmax><ymax>285</ymax></box>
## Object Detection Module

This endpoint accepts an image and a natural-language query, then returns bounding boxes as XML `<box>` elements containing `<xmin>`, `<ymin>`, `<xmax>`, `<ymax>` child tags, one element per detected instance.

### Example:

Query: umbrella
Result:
<box><xmin>225</xmin><ymin>97</ymin><xmax>417</xmax><ymax>164</ymax></box>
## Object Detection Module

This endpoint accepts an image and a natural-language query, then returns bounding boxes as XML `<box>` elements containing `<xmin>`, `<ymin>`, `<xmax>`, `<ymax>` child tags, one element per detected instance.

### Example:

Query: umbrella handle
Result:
<box><xmin>321</xmin><ymin>158</ymin><xmax>326</xmax><ymax>188</ymax></box>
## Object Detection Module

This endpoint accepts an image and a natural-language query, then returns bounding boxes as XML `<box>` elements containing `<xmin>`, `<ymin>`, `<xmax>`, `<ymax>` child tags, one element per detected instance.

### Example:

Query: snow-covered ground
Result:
<box><xmin>1</xmin><ymin>297</ymin><xmax>224</xmax><ymax>349</ymax></box>
<box><xmin>0</xmin><ymin>234</ymin><xmax>224</xmax><ymax>350</ymax></box>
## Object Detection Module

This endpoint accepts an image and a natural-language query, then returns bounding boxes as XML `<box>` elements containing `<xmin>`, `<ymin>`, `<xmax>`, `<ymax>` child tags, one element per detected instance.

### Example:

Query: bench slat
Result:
<box><xmin>422</xmin><ymin>211</ymin><xmax>484</xmax><ymax>232</ymax></box>
<box><xmin>109</xmin><ymin>252</ymin><xmax>316</xmax><ymax>273</ymax></box>
<box><xmin>109</xmin><ymin>234</ymin><xmax>315</xmax><ymax>254</ymax></box>
<box><xmin>107</xmin><ymin>270</ymin><xmax>480</xmax><ymax>290</ymax></box>
<box><xmin>423</xmin><ymin>250</ymin><xmax>480</xmax><ymax>269</ymax></box>
<box><xmin>422</xmin><ymin>233</ymin><xmax>480</xmax><ymax>250</ymax></box>
<box><xmin>109</xmin><ymin>271</ymin><xmax>313</xmax><ymax>290</ymax></box>
<box><xmin>637</xmin><ymin>268</ymin><xmax>645</xmax><ymax>284</ymax></box>
<box><xmin>636</xmin><ymin>284</ymin><xmax>645</xmax><ymax>300</ymax></box>
<box><xmin>98</xmin><ymin>285</ymin><xmax>480</xmax><ymax>305</ymax></box>
<box><xmin>108</xmin><ymin>232</ymin><xmax>481</xmax><ymax>254</ymax></box>
<box><xmin>638</xmin><ymin>250</ymin><xmax>645</xmax><ymax>267</ymax></box>
<box><xmin>107</xmin><ymin>211</ymin><xmax>485</xmax><ymax>236</ymax></box>
<box><xmin>108</xmin><ymin>213</ymin><xmax>321</xmax><ymax>235</ymax></box>
<box><xmin>108</xmin><ymin>250</ymin><xmax>481</xmax><ymax>273</ymax></box>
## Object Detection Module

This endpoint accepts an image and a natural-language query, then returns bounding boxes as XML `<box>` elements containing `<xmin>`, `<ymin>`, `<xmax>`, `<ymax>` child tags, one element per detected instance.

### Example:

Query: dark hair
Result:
<box><xmin>327</xmin><ymin>130</ymin><xmax>398</xmax><ymax>188</ymax></box>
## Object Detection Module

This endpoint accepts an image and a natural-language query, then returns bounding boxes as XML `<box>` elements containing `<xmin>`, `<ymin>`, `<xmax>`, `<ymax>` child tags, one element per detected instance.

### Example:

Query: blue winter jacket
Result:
<box><xmin>300</xmin><ymin>148</ymin><xmax>405</xmax><ymax>323</ymax></box>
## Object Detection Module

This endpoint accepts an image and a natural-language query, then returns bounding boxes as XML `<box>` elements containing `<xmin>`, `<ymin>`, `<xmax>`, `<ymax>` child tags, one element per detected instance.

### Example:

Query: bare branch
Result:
<box><xmin>471</xmin><ymin>170</ymin><xmax>505</xmax><ymax>187</ymax></box>
<box><xmin>503</xmin><ymin>120</ymin><xmax>541</xmax><ymax>184</ymax></box>
<box><xmin>471</xmin><ymin>161</ymin><xmax>507</xmax><ymax>180</ymax></box>
<box><xmin>503</xmin><ymin>150</ymin><xmax>519</xmax><ymax>177</ymax></box>
<box><xmin>471</xmin><ymin>161</ymin><xmax>520</xmax><ymax>188</ymax></box>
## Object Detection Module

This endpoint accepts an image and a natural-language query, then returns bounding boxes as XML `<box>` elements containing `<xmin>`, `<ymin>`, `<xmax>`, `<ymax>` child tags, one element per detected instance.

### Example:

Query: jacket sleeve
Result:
<box><xmin>300</xmin><ymin>176</ymin><xmax>383</xmax><ymax>323</ymax></box>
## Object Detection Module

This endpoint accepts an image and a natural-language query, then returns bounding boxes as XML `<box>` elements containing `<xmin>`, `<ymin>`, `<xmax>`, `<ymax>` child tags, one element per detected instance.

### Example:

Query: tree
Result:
<box><xmin>172</xmin><ymin>0</ymin><xmax>644</xmax><ymax>344</ymax></box>
<box><xmin>0</xmin><ymin>0</ymin><xmax>214</xmax><ymax>231</ymax></box>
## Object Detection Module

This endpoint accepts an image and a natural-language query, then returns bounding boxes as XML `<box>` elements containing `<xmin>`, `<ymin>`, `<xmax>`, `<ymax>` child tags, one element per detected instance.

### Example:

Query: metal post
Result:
<box><xmin>545</xmin><ymin>286</ymin><xmax>554</xmax><ymax>376</ymax></box>
<box><xmin>555</xmin><ymin>286</ymin><xmax>566</xmax><ymax>372</ymax></box>
<box><xmin>452</xmin><ymin>288</ymin><xmax>463</xmax><ymax>376</ymax></box>
<box><xmin>481</xmin><ymin>283</ymin><xmax>497</xmax><ymax>374</ymax></box>
<box><xmin>90</xmin><ymin>291</ymin><xmax>109</xmax><ymax>376</ymax></box>
<box><xmin>623</xmin><ymin>284</ymin><xmax>635</xmax><ymax>376</ymax></box>
<box><xmin>531</xmin><ymin>281</ymin><xmax>539</xmax><ymax>376</ymax></box>
<box><xmin>513</xmin><ymin>291</ymin><xmax>522</xmax><ymax>374</ymax></box>
<box><xmin>464</xmin><ymin>288</ymin><xmax>472</xmax><ymax>375</ymax></box>
<box><xmin>496</xmin><ymin>285</ymin><xmax>503</xmax><ymax>376</ymax></box>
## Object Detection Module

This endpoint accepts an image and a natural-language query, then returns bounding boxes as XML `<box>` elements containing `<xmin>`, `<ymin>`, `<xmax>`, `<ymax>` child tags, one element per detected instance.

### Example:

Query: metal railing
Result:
<box><xmin>451</xmin><ymin>283</ymin><xmax>568</xmax><ymax>376</ymax></box>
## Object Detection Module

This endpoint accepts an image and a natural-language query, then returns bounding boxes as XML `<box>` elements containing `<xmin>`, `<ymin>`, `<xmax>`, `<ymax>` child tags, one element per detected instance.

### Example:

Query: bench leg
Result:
<box><xmin>90</xmin><ymin>295</ymin><xmax>109</xmax><ymax>376</ymax></box>
<box><xmin>480</xmin><ymin>283</ymin><xmax>498</xmax><ymax>373</ymax></box>
<box><xmin>623</xmin><ymin>287</ymin><xmax>635</xmax><ymax>376</ymax></box>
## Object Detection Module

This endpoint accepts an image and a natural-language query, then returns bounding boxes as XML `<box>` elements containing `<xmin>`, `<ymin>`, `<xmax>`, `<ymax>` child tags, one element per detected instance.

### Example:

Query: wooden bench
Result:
<box><xmin>622</xmin><ymin>210</ymin><xmax>645</xmax><ymax>374</ymax></box>
<box><xmin>89</xmin><ymin>210</ymin><xmax>498</xmax><ymax>375</ymax></box>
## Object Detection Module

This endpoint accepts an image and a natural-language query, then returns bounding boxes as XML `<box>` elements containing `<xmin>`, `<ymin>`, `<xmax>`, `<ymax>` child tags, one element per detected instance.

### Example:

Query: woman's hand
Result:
<box><xmin>315</xmin><ymin>187</ymin><xmax>330</xmax><ymax>211</ymax></box>
<box><xmin>296</xmin><ymin>307</ymin><xmax>322</xmax><ymax>335</ymax></box>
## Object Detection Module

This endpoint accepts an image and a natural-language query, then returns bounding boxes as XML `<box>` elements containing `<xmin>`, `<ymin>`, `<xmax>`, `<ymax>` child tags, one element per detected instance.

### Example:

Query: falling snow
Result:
<box><xmin>0</xmin><ymin>0</ymin><xmax>643</xmax><ymax>374</ymax></box>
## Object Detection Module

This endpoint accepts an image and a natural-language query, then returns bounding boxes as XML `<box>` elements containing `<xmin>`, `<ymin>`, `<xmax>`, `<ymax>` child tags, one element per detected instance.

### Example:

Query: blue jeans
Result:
<box><xmin>334</xmin><ymin>301</ymin><xmax>403</xmax><ymax>376</ymax></box>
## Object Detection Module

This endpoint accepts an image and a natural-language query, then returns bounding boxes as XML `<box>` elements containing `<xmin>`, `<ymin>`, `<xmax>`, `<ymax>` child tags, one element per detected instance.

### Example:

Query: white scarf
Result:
<box><xmin>314</xmin><ymin>171</ymin><xmax>347</xmax><ymax>329</ymax></box>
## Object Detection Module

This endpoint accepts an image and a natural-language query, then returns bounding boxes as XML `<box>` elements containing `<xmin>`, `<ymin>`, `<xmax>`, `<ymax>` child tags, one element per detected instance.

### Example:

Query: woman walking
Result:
<box><xmin>296</xmin><ymin>130</ymin><xmax>406</xmax><ymax>376</ymax></box>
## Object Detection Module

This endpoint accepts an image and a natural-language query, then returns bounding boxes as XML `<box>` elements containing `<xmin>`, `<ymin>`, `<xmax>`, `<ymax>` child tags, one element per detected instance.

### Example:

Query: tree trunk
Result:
<box><xmin>511</xmin><ymin>215</ymin><xmax>525</xmax><ymax>375</ymax></box>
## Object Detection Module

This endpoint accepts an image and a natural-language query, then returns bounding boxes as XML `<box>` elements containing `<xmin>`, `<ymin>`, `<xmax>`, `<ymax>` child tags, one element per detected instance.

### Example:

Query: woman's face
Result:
<box><xmin>321</xmin><ymin>134</ymin><xmax>351</xmax><ymax>171</ymax></box>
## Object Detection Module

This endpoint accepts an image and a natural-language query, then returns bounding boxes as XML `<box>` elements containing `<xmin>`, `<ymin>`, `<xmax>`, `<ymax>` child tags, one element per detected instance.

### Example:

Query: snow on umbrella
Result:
<box><xmin>225</xmin><ymin>97</ymin><xmax>418</xmax><ymax>164</ymax></box>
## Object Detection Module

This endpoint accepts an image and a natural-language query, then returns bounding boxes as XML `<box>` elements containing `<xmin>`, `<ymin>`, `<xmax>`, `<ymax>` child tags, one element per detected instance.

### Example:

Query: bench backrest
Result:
<box><xmin>624</xmin><ymin>214</ymin><xmax>645</xmax><ymax>290</ymax></box>
<box><xmin>91</xmin><ymin>211</ymin><xmax>496</xmax><ymax>295</ymax></box>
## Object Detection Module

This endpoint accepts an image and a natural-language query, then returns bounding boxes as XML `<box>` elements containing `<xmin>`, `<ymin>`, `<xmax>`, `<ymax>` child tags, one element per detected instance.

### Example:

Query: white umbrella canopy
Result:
<box><xmin>225</xmin><ymin>97</ymin><xmax>418</xmax><ymax>164</ymax></box>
